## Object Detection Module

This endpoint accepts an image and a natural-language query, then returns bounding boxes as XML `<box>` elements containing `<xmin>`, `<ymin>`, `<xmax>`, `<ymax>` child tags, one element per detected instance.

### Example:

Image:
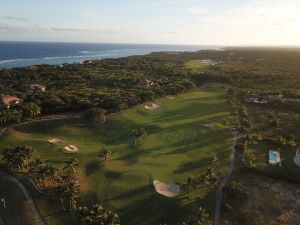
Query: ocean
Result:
<box><xmin>0</xmin><ymin>42</ymin><xmax>220</xmax><ymax>69</ymax></box>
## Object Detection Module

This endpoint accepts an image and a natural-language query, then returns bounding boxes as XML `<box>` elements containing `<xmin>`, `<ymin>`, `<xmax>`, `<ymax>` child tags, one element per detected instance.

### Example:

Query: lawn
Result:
<box><xmin>0</xmin><ymin>83</ymin><xmax>232</xmax><ymax>225</ymax></box>
<box><xmin>185</xmin><ymin>60</ymin><xmax>210</xmax><ymax>72</ymax></box>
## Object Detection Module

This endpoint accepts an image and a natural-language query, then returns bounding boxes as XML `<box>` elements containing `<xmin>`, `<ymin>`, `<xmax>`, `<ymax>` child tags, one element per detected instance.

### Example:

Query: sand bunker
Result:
<box><xmin>202</xmin><ymin>123</ymin><xmax>218</xmax><ymax>128</ymax></box>
<box><xmin>153</xmin><ymin>180</ymin><xmax>180</xmax><ymax>197</ymax></box>
<box><xmin>167</xmin><ymin>96</ymin><xmax>176</xmax><ymax>100</ymax></box>
<box><xmin>64</xmin><ymin>145</ymin><xmax>79</xmax><ymax>152</ymax></box>
<box><xmin>145</xmin><ymin>103</ymin><xmax>161</xmax><ymax>110</ymax></box>
<box><xmin>48</xmin><ymin>138</ymin><xmax>64</xmax><ymax>143</ymax></box>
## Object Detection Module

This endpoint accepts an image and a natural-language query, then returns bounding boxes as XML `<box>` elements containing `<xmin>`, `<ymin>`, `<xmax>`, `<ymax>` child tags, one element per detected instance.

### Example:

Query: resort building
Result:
<box><xmin>143</xmin><ymin>79</ymin><xmax>155</xmax><ymax>87</ymax></box>
<box><xmin>28</xmin><ymin>84</ymin><xmax>46</xmax><ymax>93</ymax></box>
<box><xmin>0</xmin><ymin>96</ymin><xmax>22</xmax><ymax>109</ymax></box>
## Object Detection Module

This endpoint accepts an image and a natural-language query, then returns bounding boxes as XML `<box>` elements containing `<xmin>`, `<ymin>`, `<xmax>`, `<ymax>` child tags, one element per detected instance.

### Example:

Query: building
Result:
<box><xmin>294</xmin><ymin>148</ymin><xmax>300</xmax><ymax>166</ymax></box>
<box><xmin>267</xmin><ymin>94</ymin><xmax>284</xmax><ymax>103</ymax></box>
<box><xmin>143</xmin><ymin>79</ymin><xmax>154</xmax><ymax>87</ymax></box>
<box><xmin>28</xmin><ymin>84</ymin><xmax>46</xmax><ymax>93</ymax></box>
<box><xmin>1</xmin><ymin>96</ymin><xmax>21</xmax><ymax>109</ymax></box>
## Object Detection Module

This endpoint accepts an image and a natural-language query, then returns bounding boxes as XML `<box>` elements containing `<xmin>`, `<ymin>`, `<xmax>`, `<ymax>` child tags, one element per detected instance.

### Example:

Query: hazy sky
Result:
<box><xmin>0</xmin><ymin>0</ymin><xmax>299</xmax><ymax>45</ymax></box>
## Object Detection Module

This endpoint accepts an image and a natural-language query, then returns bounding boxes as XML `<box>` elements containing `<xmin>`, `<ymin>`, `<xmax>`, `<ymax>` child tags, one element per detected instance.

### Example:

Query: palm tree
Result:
<box><xmin>132</xmin><ymin>128</ymin><xmax>146</xmax><ymax>146</ymax></box>
<box><xmin>22</xmin><ymin>103</ymin><xmax>41</xmax><ymax>118</ymax></box>
<box><xmin>0</xmin><ymin>110</ymin><xmax>8</xmax><ymax>125</ymax></box>
<box><xmin>63</xmin><ymin>157</ymin><xmax>79</xmax><ymax>174</ymax></box>
<box><xmin>85</xmin><ymin>108</ymin><xmax>107</xmax><ymax>122</ymax></box>
<box><xmin>1</xmin><ymin>145</ymin><xmax>34</xmax><ymax>172</ymax></box>
<box><xmin>186</xmin><ymin>177</ymin><xmax>192</xmax><ymax>193</ymax></box>
<box><xmin>98</xmin><ymin>146</ymin><xmax>112</xmax><ymax>161</ymax></box>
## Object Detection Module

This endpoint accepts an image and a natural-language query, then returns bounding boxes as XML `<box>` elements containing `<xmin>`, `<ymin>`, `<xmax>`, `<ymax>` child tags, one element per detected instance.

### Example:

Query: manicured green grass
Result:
<box><xmin>185</xmin><ymin>60</ymin><xmax>210</xmax><ymax>71</ymax></box>
<box><xmin>0</xmin><ymin>83</ymin><xmax>232</xmax><ymax>225</ymax></box>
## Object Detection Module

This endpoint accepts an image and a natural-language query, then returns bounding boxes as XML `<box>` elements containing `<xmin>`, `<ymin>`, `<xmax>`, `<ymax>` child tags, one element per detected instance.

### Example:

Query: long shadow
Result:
<box><xmin>85</xmin><ymin>160</ymin><xmax>104</xmax><ymax>176</ymax></box>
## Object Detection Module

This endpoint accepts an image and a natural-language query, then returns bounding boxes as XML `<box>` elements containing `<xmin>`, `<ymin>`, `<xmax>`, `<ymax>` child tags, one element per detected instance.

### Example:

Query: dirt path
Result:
<box><xmin>213</xmin><ymin>130</ymin><xmax>238</xmax><ymax>225</ymax></box>
<box><xmin>0</xmin><ymin>216</ymin><xmax>4</xmax><ymax>225</ymax></box>
<box><xmin>0</xmin><ymin>171</ymin><xmax>46</xmax><ymax>225</ymax></box>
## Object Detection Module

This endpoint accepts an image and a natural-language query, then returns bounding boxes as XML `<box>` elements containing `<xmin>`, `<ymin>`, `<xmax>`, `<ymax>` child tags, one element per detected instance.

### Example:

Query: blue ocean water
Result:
<box><xmin>0</xmin><ymin>42</ymin><xmax>220</xmax><ymax>68</ymax></box>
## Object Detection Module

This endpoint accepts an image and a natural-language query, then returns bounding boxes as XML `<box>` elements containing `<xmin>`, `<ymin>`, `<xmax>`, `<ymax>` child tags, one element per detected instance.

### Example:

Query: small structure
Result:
<box><xmin>28</xmin><ymin>84</ymin><xmax>46</xmax><ymax>93</ymax></box>
<box><xmin>269</xmin><ymin>150</ymin><xmax>281</xmax><ymax>166</ymax></box>
<box><xmin>143</xmin><ymin>79</ymin><xmax>155</xmax><ymax>87</ymax></box>
<box><xmin>294</xmin><ymin>148</ymin><xmax>300</xmax><ymax>166</ymax></box>
<box><xmin>268</xmin><ymin>94</ymin><xmax>284</xmax><ymax>103</ymax></box>
<box><xmin>1</xmin><ymin>96</ymin><xmax>21</xmax><ymax>109</ymax></box>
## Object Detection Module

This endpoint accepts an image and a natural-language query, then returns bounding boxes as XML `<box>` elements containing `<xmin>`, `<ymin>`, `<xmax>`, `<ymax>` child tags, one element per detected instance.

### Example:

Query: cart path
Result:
<box><xmin>0</xmin><ymin>171</ymin><xmax>46</xmax><ymax>225</ymax></box>
<box><xmin>213</xmin><ymin>130</ymin><xmax>238</xmax><ymax>225</ymax></box>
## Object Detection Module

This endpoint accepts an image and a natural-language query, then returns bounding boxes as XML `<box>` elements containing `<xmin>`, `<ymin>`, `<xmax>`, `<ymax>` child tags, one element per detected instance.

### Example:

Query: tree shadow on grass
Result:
<box><xmin>116</xmin><ymin>147</ymin><xmax>144</xmax><ymax>165</ymax></box>
<box><xmin>85</xmin><ymin>160</ymin><xmax>104</xmax><ymax>176</ymax></box>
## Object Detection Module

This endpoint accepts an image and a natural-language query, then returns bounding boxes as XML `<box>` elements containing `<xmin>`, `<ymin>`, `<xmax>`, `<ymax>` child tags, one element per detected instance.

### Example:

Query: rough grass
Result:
<box><xmin>0</xmin><ymin>84</ymin><xmax>232</xmax><ymax>225</ymax></box>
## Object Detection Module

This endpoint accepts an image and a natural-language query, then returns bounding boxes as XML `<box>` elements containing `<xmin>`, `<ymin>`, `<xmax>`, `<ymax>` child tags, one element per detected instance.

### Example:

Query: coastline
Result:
<box><xmin>0</xmin><ymin>42</ymin><xmax>221</xmax><ymax>69</ymax></box>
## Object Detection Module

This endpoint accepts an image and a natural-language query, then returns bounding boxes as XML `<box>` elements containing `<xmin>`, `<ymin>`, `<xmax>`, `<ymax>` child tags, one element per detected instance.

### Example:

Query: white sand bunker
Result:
<box><xmin>153</xmin><ymin>180</ymin><xmax>180</xmax><ymax>197</ymax></box>
<box><xmin>202</xmin><ymin>123</ymin><xmax>219</xmax><ymax>128</ymax></box>
<box><xmin>48</xmin><ymin>138</ymin><xmax>64</xmax><ymax>143</ymax></box>
<box><xmin>64</xmin><ymin>145</ymin><xmax>79</xmax><ymax>152</ymax></box>
<box><xmin>144</xmin><ymin>103</ymin><xmax>161</xmax><ymax>110</ymax></box>
<box><xmin>167</xmin><ymin>96</ymin><xmax>176</xmax><ymax>100</ymax></box>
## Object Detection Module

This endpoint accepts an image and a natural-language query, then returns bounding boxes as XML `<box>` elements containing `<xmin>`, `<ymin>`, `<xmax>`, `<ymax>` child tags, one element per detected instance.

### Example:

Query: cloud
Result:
<box><xmin>158</xmin><ymin>30</ymin><xmax>180</xmax><ymax>34</ymax></box>
<box><xmin>188</xmin><ymin>6</ymin><xmax>208</xmax><ymax>15</ymax></box>
<box><xmin>0</xmin><ymin>23</ymin><xmax>46</xmax><ymax>33</ymax></box>
<box><xmin>0</xmin><ymin>23</ymin><xmax>28</xmax><ymax>32</ymax></box>
<box><xmin>2</xmin><ymin>16</ymin><xmax>28</xmax><ymax>21</ymax></box>
<box><xmin>52</xmin><ymin>26</ymin><xmax>126</xmax><ymax>34</ymax></box>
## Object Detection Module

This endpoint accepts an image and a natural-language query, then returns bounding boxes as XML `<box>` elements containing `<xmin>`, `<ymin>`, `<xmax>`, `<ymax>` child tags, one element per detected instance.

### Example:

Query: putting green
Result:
<box><xmin>0</xmin><ymin>83</ymin><xmax>232</xmax><ymax>225</ymax></box>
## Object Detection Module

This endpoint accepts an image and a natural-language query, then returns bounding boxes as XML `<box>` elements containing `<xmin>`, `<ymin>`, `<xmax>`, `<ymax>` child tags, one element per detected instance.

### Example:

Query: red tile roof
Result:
<box><xmin>1</xmin><ymin>96</ymin><xmax>21</xmax><ymax>106</ymax></box>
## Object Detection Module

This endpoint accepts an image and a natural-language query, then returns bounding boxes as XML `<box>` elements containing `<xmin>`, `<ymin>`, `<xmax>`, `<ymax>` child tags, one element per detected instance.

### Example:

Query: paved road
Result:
<box><xmin>0</xmin><ymin>171</ymin><xmax>46</xmax><ymax>225</ymax></box>
<box><xmin>213</xmin><ymin>130</ymin><xmax>238</xmax><ymax>225</ymax></box>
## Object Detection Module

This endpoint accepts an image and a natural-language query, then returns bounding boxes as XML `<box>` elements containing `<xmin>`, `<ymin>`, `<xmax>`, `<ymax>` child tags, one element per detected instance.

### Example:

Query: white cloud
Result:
<box><xmin>188</xmin><ymin>6</ymin><xmax>208</xmax><ymax>15</ymax></box>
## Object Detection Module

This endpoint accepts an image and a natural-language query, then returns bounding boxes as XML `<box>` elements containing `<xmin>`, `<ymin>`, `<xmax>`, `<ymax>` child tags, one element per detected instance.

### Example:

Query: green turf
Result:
<box><xmin>185</xmin><ymin>60</ymin><xmax>210</xmax><ymax>71</ymax></box>
<box><xmin>0</xmin><ymin>83</ymin><xmax>232</xmax><ymax>225</ymax></box>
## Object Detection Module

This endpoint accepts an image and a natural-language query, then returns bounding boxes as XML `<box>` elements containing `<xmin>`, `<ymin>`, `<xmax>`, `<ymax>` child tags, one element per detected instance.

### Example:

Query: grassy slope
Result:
<box><xmin>0</xmin><ymin>83</ymin><xmax>232</xmax><ymax>225</ymax></box>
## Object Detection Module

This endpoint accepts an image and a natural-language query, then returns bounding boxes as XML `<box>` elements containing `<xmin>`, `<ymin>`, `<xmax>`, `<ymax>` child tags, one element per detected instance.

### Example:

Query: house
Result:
<box><xmin>294</xmin><ymin>148</ymin><xmax>300</xmax><ymax>166</ymax></box>
<box><xmin>269</xmin><ymin>150</ymin><xmax>281</xmax><ymax>166</ymax></box>
<box><xmin>143</xmin><ymin>79</ymin><xmax>155</xmax><ymax>87</ymax></box>
<box><xmin>267</xmin><ymin>94</ymin><xmax>284</xmax><ymax>103</ymax></box>
<box><xmin>28</xmin><ymin>84</ymin><xmax>46</xmax><ymax>93</ymax></box>
<box><xmin>1</xmin><ymin>96</ymin><xmax>21</xmax><ymax>109</ymax></box>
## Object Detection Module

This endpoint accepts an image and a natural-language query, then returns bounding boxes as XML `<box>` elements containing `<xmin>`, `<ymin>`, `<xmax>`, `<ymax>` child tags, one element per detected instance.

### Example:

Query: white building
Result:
<box><xmin>294</xmin><ymin>148</ymin><xmax>300</xmax><ymax>167</ymax></box>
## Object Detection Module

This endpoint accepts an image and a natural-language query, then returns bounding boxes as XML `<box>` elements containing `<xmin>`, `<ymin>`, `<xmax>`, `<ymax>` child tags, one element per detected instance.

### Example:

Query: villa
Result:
<box><xmin>1</xmin><ymin>96</ymin><xmax>22</xmax><ymax>109</ymax></box>
<box><xmin>28</xmin><ymin>84</ymin><xmax>46</xmax><ymax>93</ymax></box>
<box><xmin>143</xmin><ymin>79</ymin><xmax>155</xmax><ymax>87</ymax></box>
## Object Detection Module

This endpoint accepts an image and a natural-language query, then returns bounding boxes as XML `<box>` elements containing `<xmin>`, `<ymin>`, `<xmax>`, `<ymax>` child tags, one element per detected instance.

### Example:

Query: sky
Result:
<box><xmin>0</xmin><ymin>0</ymin><xmax>300</xmax><ymax>46</ymax></box>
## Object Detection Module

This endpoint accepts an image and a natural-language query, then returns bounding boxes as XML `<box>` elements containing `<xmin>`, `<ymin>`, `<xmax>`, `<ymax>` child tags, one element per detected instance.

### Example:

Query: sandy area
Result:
<box><xmin>64</xmin><ymin>145</ymin><xmax>79</xmax><ymax>152</ymax></box>
<box><xmin>241</xmin><ymin>173</ymin><xmax>300</xmax><ymax>225</ymax></box>
<box><xmin>202</xmin><ymin>123</ymin><xmax>219</xmax><ymax>128</ymax></box>
<box><xmin>153</xmin><ymin>180</ymin><xmax>180</xmax><ymax>197</ymax></box>
<box><xmin>167</xmin><ymin>96</ymin><xmax>176</xmax><ymax>100</ymax></box>
<box><xmin>145</xmin><ymin>103</ymin><xmax>161</xmax><ymax>110</ymax></box>
<box><xmin>48</xmin><ymin>138</ymin><xmax>64</xmax><ymax>143</ymax></box>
